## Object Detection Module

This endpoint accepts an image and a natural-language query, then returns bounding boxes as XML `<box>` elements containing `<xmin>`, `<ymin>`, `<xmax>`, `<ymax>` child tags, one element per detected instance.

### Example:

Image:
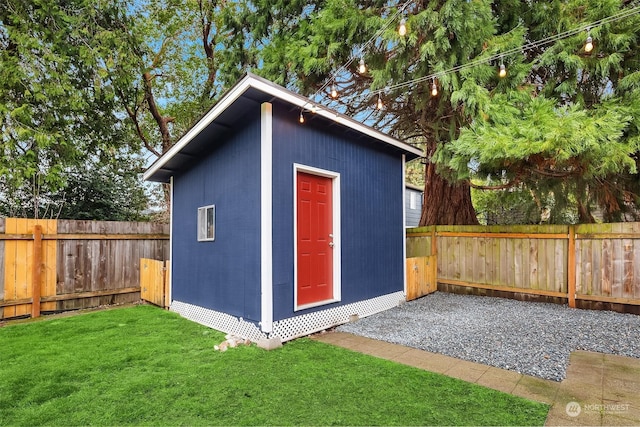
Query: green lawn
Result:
<box><xmin>0</xmin><ymin>305</ymin><xmax>548</xmax><ymax>426</ymax></box>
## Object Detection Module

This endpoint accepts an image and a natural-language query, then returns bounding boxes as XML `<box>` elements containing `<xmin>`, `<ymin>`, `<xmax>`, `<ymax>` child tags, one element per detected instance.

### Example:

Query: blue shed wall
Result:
<box><xmin>270</xmin><ymin>104</ymin><xmax>405</xmax><ymax>321</ymax></box>
<box><xmin>172</xmin><ymin>112</ymin><xmax>261</xmax><ymax>323</ymax></box>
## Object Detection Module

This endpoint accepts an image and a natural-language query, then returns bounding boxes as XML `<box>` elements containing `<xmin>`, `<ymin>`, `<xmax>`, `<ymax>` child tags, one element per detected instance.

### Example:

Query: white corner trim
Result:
<box><xmin>401</xmin><ymin>155</ymin><xmax>407</xmax><ymax>297</ymax></box>
<box><xmin>292</xmin><ymin>163</ymin><xmax>341</xmax><ymax>312</ymax></box>
<box><xmin>169</xmin><ymin>176</ymin><xmax>174</xmax><ymax>305</ymax></box>
<box><xmin>260</xmin><ymin>102</ymin><xmax>273</xmax><ymax>333</ymax></box>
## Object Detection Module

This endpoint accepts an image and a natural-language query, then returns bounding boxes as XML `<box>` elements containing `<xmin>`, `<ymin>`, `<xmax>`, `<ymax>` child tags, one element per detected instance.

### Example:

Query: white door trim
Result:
<box><xmin>293</xmin><ymin>163</ymin><xmax>341</xmax><ymax>311</ymax></box>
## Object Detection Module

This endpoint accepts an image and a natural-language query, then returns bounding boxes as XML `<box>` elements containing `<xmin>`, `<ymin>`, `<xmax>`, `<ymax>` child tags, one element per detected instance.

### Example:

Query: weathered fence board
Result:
<box><xmin>407</xmin><ymin>223</ymin><xmax>640</xmax><ymax>311</ymax></box>
<box><xmin>435</xmin><ymin>233</ymin><xmax>568</xmax><ymax>293</ymax></box>
<box><xmin>574</xmin><ymin>222</ymin><xmax>640</xmax><ymax>301</ymax></box>
<box><xmin>55</xmin><ymin>220</ymin><xmax>169</xmax><ymax>311</ymax></box>
<box><xmin>1</xmin><ymin>218</ymin><xmax>169</xmax><ymax>319</ymax></box>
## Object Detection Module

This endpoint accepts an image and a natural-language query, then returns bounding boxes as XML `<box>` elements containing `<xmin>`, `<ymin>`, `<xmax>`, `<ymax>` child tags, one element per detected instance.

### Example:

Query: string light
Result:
<box><xmin>398</xmin><ymin>17</ymin><xmax>407</xmax><ymax>36</ymax></box>
<box><xmin>431</xmin><ymin>78</ymin><xmax>438</xmax><ymax>97</ymax></box>
<box><xmin>584</xmin><ymin>28</ymin><xmax>594</xmax><ymax>52</ymax></box>
<box><xmin>376</xmin><ymin>93</ymin><xmax>384</xmax><ymax>109</ymax></box>
<box><xmin>301</xmin><ymin>0</ymin><xmax>413</xmax><ymax>111</ymax></box>
<box><xmin>300</xmin><ymin>3</ymin><xmax>639</xmax><ymax>122</ymax></box>
<box><xmin>359</xmin><ymin>57</ymin><xmax>367</xmax><ymax>74</ymax></box>
<box><xmin>299</xmin><ymin>110</ymin><xmax>305</xmax><ymax>124</ymax></box>
<box><xmin>498</xmin><ymin>59</ymin><xmax>507</xmax><ymax>78</ymax></box>
<box><xmin>375</xmin><ymin>5</ymin><xmax>640</xmax><ymax>98</ymax></box>
<box><xmin>330</xmin><ymin>83</ymin><xmax>338</xmax><ymax>98</ymax></box>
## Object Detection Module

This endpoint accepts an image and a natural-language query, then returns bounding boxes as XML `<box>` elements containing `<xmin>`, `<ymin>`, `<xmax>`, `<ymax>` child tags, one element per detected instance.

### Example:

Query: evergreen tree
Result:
<box><xmin>221</xmin><ymin>0</ymin><xmax>640</xmax><ymax>224</ymax></box>
<box><xmin>440</xmin><ymin>0</ymin><xmax>640</xmax><ymax>223</ymax></box>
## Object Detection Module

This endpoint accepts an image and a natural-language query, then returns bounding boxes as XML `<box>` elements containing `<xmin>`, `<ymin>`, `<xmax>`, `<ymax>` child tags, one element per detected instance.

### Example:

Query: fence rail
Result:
<box><xmin>0</xmin><ymin>218</ymin><xmax>169</xmax><ymax>319</ymax></box>
<box><xmin>406</xmin><ymin>223</ymin><xmax>640</xmax><ymax>311</ymax></box>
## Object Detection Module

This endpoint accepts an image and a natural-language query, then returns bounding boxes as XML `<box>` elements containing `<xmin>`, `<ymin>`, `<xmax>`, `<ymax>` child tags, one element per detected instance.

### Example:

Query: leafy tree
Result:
<box><xmin>0</xmin><ymin>0</ymin><xmax>137</xmax><ymax>217</ymax></box>
<box><xmin>97</xmin><ymin>0</ymin><xmax>253</xmax><ymax>208</ymax></box>
<box><xmin>0</xmin><ymin>148</ymin><xmax>151</xmax><ymax>221</ymax></box>
<box><xmin>471</xmin><ymin>184</ymin><xmax>542</xmax><ymax>225</ymax></box>
<box><xmin>54</xmin><ymin>155</ymin><xmax>149</xmax><ymax>221</ymax></box>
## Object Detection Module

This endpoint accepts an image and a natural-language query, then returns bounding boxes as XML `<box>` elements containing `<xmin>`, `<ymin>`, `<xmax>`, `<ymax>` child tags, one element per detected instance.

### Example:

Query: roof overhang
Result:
<box><xmin>144</xmin><ymin>72</ymin><xmax>424</xmax><ymax>183</ymax></box>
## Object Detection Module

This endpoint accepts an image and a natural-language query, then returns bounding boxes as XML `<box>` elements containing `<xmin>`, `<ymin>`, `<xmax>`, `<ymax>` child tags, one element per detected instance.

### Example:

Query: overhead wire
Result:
<box><xmin>299</xmin><ymin>2</ymin><xmax>640</xmax><ymax>120</ymax></box>
<box><xmin>375</xmin><ymin>4</ymin><xmax>640</xmax><ymax>95</ymax></box>
<box><xmin>301</xmin><ymin>0</ymin><xmax>413</xmax><ymax>110</ymax></box>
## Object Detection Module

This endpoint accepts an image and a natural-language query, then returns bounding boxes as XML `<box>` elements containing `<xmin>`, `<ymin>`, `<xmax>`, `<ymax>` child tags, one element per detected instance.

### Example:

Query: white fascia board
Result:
<box><xmin>144</xmin><ymin>74</ymin><xmax>424</xmax><ymax>181</ymax></box>
<box><xmin>248</xmin><ymin>78</ymin><xmax>424</xmax><ymax>158</ymax></box>
<box><xmin>143</xmin><ymin>77</ymin><xmax>254</xmax><ymax>181</ymax></box>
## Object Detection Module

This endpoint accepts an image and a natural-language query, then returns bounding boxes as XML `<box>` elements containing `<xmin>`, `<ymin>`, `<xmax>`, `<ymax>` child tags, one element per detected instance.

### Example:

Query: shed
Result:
<box><xmin>144</xmin><ymin>73</ymin><xmax>423</xmax><ymax>342</ymax></box>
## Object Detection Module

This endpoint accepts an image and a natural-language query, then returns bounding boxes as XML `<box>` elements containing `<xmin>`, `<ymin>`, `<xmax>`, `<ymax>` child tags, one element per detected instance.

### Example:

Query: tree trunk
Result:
<box><xmin>419</xmin><ymin>159</ymin><xmax>479</xmax><ymax>226</ymax></box>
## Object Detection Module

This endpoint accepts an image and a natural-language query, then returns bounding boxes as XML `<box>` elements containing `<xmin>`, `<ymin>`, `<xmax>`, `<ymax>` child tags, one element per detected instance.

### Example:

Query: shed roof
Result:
<box><xmin>144</xmin><ymin>73</ymin><xmax>424</xmax><ymax>183</ymax></box>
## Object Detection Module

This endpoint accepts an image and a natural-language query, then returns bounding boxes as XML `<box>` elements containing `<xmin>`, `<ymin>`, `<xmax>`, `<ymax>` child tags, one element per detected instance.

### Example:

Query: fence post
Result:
<box><xmin>163</xmin><ymin>260</ymin><xmax>170</xmax><ymax>309</ymax></box>
<box><xmin>31</xmin><ymin>225</ymin><xmax>43</xmax><ymax>318</ymax></box>
<box><xmin>431</xmin><ymin>227</ymin><xmax>438</xmax><ymax>289</ymax></box>
<box><xmin>567</xmin><ymin>225</ymin><xmax>576</xmax><ymax>308</ymax></box>
<box><xmin>430</xmin><ymin>227</ymin><xmax>437</xmax><ymax>256</ymax></box>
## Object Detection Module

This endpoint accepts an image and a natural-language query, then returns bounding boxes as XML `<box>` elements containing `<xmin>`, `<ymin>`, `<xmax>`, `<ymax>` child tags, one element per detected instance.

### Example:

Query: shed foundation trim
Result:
<box><xmin>171</xmin><ymin>301</ymin><xmax>268</xmax><ymax>342</ymax></box>
<box><xmin>273</xmin><ymin>291</ymin><xmax>405</xmax><ymax>342</ymax></box>
<box><xmin>171</xmin><ymin>291</ymin><xmax>404</xmax><ymax>343</ymax></box>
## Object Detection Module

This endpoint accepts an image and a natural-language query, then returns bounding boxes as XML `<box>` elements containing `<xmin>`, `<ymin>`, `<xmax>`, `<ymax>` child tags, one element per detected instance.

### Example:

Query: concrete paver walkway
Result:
<box><xmin>313</xmin><ymin>331</ymin><xmax>640</xmax><ymax>426</ymax></box>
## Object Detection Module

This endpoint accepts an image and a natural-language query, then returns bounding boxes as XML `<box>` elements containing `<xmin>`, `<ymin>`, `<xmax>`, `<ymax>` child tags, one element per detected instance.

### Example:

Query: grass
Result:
<box><xmin>0</xmin><ymin>305</ymin><xmax>549</xmax><ymax>426</ymax></box>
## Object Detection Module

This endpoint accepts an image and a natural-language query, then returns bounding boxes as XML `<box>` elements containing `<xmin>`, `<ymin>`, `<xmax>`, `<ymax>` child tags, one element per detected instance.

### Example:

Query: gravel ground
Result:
<box><xmin>337</xmin><ymin>292</ymin><xmax>640</xmax><ymax>381</ymax></box>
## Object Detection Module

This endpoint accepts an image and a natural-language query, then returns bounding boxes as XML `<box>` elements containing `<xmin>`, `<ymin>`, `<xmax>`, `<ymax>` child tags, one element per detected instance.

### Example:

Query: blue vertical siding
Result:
<box><xmin>172</xmin><ymin>113</ymin><xmax>262</xmax><ymax>322</ymax></box>
<box><xmin>271</xmin><ymin>103</ymin><xmax>405</xmax><ymax>321</ymax></box>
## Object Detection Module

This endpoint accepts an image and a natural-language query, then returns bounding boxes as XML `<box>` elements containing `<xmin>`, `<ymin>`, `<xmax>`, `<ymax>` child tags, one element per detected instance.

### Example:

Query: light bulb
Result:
<box><xmin>431</xmin><ymin>81</ymin><xmax>438</xmax><ymax>97</ymax></box>
<box><xmin>398</xmin><ymin>18</ymin><xmax>407</xmax><ymax>36</ymax></box>
<box><xmin>585</xmin><ymin>35</ymin><xmax>593</xmax><ymax>52</ymax></box>
<box><xmin>359</xmin><ymin>58</ymin><xmax>366</xmax><ymax>74</ymax></box>
<box><xmin>498</xmin><ymin>63</ymin><xmax>507</xmax><ymax>78</ymax></box>
<box><xmin>376</xmin><ymin>94</ymin><xmax>383</xmax><ymax>110</ymax></box>
<box><xmin>299</xmin><ymin>111</ymin><xmax>304</xmax><ymax>123</ymax></box>
<box><xmin>330</xmin><ymin>84</ymin><xmax>338</xmax><ymax>98</ymax></box>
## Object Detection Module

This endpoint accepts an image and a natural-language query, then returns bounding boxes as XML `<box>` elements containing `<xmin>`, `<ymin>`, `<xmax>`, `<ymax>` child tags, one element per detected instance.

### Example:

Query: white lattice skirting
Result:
<box><xmin>171</xmin><ymin>301</ymin><xmax>268</xmax><ymax>341</ymax></box>
<box><xmin>171</xmin><ymin>291</ymin><xmax>405</xmax><ymax>342</ymax></box>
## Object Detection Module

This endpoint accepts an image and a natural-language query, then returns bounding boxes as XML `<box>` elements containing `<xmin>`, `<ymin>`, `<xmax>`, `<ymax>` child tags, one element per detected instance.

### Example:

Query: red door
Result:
<box><xmin>297</xmin><ymin>172</ymin><xmax>333</xmax><ymax>306</ymax></box>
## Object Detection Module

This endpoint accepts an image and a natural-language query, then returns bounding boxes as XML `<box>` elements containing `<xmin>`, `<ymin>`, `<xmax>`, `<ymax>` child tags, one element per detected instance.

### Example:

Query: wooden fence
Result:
<box><xmin>140</xmin><ymin>258</ymin><xmax>170</xmax><ymax>309</ymax></box>
<box><xmin>0</xmin><ymin>218</ymin><xmax>169</xmax><ymax>319</ymax></box>
<box><xmin>407</xmin><ymin>223</ymin><xmax>640</xmax><ymax>310</ymax></box>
